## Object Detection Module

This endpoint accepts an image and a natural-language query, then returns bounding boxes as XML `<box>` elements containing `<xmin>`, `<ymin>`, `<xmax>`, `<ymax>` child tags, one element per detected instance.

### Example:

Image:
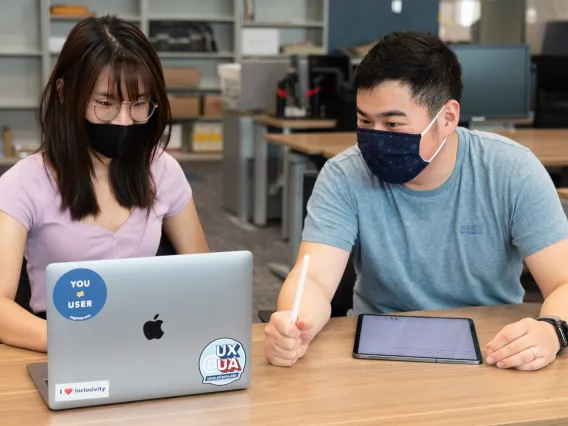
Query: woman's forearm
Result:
<box><xmin>0</xmin><ymin>297</ymin><xmax>47</xmax><ymax>352</ymax></box>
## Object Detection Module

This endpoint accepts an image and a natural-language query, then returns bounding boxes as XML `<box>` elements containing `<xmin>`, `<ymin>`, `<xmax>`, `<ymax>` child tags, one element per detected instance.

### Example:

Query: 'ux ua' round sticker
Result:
<box><xmin>53</xmin><ymin>268</ymin><xmax>107</xmax><ymax>321</ymax></box>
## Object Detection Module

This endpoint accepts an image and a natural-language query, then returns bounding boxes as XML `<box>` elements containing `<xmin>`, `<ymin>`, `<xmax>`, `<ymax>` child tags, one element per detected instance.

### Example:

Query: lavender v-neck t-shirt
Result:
<box><xmin>0</xmin><ymin>150</ymin><xmax>192</xmax><ymax>314</ymax></box>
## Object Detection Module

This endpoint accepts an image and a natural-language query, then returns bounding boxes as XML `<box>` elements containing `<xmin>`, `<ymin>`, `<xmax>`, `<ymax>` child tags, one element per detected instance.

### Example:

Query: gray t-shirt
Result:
<box><xmin>302</xmin><ymin>127</ymin><xmax>568</xmax><ymax>314</ymax></box>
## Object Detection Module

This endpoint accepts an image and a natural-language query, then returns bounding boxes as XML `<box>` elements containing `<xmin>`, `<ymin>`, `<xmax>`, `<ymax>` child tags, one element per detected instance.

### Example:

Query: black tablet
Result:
<box><xmin>353</xmin><ymin>314</ymin><xmax>483</xmax><ymax>365</ymax></box>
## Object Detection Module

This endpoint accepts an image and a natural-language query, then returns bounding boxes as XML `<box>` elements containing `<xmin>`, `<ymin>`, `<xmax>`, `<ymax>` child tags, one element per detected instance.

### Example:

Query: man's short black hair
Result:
<box><xmin>354</xmin><ymin>31</ymin><xmax>463</xmax><ymax>117</ymax></box>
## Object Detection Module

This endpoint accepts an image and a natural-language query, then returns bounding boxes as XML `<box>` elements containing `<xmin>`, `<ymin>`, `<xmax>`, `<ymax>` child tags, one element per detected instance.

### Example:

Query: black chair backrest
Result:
<box><xmin>303</xmin><ymin>171</ymin><xmax>356</xmax><ymax>317</ymax></box>
<box><xmin>533</xmin><ymin>55</ymin><xmax>568</xmax><ymax>128</ymax></box>
<box><xmin>15</xmin><ymin>232</ymin><xmax>177</xmax><ymax>314</ymax></box>
<box><xmin>542</xmin><ymin>21</ymin><xmax>568</xmax><ymax>56</ymax></box>
<box><xmin>15</xmin><ymin>258</ymin><xmax>33</xmax><ymax>313</ymax></box>
<box><xmin>333</xmin><ymin>82</ymin><xmax>357</xmax><ymax>132</ymax></box>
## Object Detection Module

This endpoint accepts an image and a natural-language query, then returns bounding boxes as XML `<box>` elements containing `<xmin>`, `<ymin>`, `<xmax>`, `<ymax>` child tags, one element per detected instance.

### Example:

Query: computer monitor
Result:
<box><xmin>449</xmin><ymin>44</ymin><xmax>531</xmax><ymax>123</ymax></box>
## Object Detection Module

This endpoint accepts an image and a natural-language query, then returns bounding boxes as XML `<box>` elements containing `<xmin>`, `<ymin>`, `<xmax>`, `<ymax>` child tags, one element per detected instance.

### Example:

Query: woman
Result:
<box><xmin>0</xmin><ymin>16</ymin><xmax>209</xmax><ymax>352</ymax></box>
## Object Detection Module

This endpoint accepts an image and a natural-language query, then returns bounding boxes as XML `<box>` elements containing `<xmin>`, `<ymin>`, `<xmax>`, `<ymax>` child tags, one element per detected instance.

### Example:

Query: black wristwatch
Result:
<box><xmin>536</xmin><ymin>316</ymin><xmax>568</xmax><ymax>356</ymax></box>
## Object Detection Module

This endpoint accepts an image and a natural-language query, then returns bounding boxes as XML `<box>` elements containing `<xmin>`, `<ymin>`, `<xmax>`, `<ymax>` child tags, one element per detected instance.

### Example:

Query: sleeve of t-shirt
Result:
<box><xmin>160</xmin><ymin>153</ymin><xmax>193</xmax><ymax>217</ymax></box>
<box><xmin>301</xmin><ymin>160</ymin><xmax>358</xmax><ymax>252</ymax></box>
<box><xmin>510</xmin><ymin>151</ymin><xmax>568</xmax><ymax>258</ymax></box>
<box><xmin>0</xmin><ymin>159</ymin><xmax>40</xmax><ymax>231</ymax></box>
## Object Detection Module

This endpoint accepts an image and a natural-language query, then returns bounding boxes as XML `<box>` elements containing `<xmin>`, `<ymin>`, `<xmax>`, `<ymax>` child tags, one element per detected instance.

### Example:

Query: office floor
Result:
<box><xmin>180</xmin><ymin>160</ymin><xmax>286</xmax><ymax>323</ymax></box>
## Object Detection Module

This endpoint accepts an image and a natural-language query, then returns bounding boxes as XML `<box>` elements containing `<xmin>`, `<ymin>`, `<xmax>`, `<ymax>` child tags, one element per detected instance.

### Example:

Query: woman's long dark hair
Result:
<box><xmin>38</xmin><ymin>15</ymin><xmax>172</xmax><ymax>221</ymax></box>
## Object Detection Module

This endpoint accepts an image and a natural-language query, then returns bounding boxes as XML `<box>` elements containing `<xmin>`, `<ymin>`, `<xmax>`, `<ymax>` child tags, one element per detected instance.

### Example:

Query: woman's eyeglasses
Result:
<box><xmin>90</xmin><ymin>98</ymin><xmax>158</xmax><ymax>123</ymax></box>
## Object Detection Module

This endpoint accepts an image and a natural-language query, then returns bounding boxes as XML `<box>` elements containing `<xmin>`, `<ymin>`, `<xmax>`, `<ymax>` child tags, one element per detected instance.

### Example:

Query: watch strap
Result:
<box><xmin>536</xmin><ymin>317</ymin><xmax>568</xmax><ymax>356</ymax></box>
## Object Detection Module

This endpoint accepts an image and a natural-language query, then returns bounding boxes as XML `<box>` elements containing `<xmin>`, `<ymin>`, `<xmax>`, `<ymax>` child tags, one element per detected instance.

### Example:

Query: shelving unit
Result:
<box><xmin>0</xmin><ymin>0</ymin><xmax>329</xmax><ymax>159</ymax></box>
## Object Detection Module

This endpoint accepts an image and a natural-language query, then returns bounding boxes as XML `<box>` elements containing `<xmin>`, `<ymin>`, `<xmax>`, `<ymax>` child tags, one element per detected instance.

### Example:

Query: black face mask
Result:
<box><xmin>85</xmin><ymin>120</ymin><xmax>148</xmax><ymax>159</ymax></box>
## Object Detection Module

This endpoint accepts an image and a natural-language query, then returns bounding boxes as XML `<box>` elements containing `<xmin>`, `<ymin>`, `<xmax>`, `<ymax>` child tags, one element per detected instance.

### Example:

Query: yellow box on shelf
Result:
<box><xmin>191</xmin><ymin>123</ymin><xmax>223</xmax><ymax>153</ymax></box>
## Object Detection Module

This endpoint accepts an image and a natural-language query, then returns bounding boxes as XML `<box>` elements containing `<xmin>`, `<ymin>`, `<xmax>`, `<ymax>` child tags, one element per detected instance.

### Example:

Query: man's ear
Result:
<box><xmin>443</xmin><ymin>99</ymin><xmax>460</xmax><ymax>136</ymax></box>
<box><xmin>56</xmin><ymin>78</ymin><xmax>64</xmax><ymax>103</ymax></box>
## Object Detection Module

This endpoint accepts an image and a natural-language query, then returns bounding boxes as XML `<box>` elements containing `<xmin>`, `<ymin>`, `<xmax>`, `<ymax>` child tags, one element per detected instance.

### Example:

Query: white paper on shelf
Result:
<box><xmin>240</xmin><ymin>28</ymin><xmax>279</xmax><ymax>56</ymax></box>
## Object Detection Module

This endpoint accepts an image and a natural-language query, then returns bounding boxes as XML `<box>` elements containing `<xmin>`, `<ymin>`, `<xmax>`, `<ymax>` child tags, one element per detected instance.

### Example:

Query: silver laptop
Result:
<box><xmin>27</xmin><ymin>251</ymin><xmax>253</xmax><ymax>411</ymax></box>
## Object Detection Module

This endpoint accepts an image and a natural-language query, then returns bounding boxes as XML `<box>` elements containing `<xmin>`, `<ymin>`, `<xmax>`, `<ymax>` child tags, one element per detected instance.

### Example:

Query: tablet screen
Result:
<box><xmin>354</xmin><ymin>315</ymin><xmax>481</xmax><ymax>361</ymax></box>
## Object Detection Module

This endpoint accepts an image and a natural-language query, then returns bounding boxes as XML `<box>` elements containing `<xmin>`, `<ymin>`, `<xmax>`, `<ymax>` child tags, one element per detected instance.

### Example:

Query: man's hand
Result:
<box><xmin>264</xmin><ymin>311</ymin><xmax>315</xmax><ymax>367</ymax></box>
<box><xmin>486</xmin><ymin>318</ymin><xmax>561</xmax><ymax>371</ymax></box>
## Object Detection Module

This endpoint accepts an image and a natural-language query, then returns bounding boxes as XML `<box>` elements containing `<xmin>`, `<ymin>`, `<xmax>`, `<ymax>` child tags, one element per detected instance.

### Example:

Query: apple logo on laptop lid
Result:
<box><xmin>143</xmin><ymin>314</ymin><xmax>164</xmax><ymax>340</ymax></box>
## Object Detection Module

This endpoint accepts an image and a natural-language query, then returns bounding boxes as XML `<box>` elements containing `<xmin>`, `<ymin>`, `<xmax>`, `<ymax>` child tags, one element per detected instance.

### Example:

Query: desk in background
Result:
<box><xmin>221</xmin><ymin>110</ymin><xmax>259</xmax><ymax>225</ymax></box>
<box><xmin>252</xmin><ymin>115</ymin><xmax>336</xmax><ymax>279</ymax></box>
<box><xmin>2</xmin><ymin>304</ymin><xmax>567</xmax><ymax>425</ymax></box>
<box><xmin>271</xmin><ymin>129</ymin><xmax>568</xmax><ymax>269</ymax></box>
<box><xmin>253</xmin><ymin>115</ymin><xmax>336</xmax><ymax>233</ymax></box>
<box><xmin>264</xmin><ymin>132</ymin><xmax>355</xmax><ymax>268</ymax></box>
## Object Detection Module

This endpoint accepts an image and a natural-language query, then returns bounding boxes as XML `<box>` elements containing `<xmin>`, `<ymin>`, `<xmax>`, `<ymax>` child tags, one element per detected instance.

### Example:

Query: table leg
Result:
<box><xmin>281</xmin><ymin>127</ymin><xmax>291</xmax><ymax>240</ymax></box>
<box><xmin>267</xmin><ymin>262</ymin><xmax>291</xmax><ymax>281</ymax></box>
<box><xmin>268</xmin><ymin>152</ymin><xmax>313</xmax><ymax>280</ymax></box>
<box><xmin>253</xmin><ymin>122</ymin><xmax>268</xmax><ymax>226</ymax></box>
<box><xmin>287</xmin><ymin>152</ymin><xmax>310</xmax><ymax>268</ymax></box>
<box><xmin>238</xmin><ymin>115</ymin><xmax>254</xmax><ymax>224</ymax></box>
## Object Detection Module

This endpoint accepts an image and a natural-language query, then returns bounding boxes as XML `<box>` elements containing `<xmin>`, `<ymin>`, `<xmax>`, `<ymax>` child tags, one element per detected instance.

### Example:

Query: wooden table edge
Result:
<box><xmin>253</xmin><ymin>114</ymin><xmax>336</xmax><ymax>129</ymax></box>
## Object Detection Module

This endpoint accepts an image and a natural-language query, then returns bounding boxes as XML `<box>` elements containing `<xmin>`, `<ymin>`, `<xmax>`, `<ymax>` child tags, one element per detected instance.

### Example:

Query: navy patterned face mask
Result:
<box><xmin>357</xmin><ymin>106</ymin><xmax>446</xmax><ymax>184</ymax></box>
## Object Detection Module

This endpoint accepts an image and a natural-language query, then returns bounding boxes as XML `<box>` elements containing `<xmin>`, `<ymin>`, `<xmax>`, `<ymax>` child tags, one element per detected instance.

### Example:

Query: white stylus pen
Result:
<box><xmin>290</xmin><ymin>254</ymin><xmax>310</xmax><ymax>324</ymax></box>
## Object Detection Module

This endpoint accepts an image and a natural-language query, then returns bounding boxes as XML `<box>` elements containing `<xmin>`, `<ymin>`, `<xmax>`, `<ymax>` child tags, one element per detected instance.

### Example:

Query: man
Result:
<box><xmin>264</xmin><ymin>32</ymin><xmax>568</xmax><ymax>371</ymax></box>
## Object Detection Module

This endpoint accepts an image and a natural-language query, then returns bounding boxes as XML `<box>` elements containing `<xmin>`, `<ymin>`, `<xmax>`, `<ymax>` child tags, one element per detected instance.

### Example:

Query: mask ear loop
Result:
<box><xmin>425</xmin><ymin>137</ymin><xmax>447</xmax><ymax>163</ymax></box>
<box><xmin>420</xmin><ymin>105</ymin><xmax>447</xmax><ymax>163</ymax></box>
<box><xmin>421</xmin><ymin>105</ymin><xmax>446</xmax><ymax>136</ymax></box>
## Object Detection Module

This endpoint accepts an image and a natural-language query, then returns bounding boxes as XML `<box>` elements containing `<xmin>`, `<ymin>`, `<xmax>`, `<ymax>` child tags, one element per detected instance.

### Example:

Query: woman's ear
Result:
<box><xmin>56</xmin><ymin>78</ymin><xmax>64</xmax><ymax>103</ymax></box>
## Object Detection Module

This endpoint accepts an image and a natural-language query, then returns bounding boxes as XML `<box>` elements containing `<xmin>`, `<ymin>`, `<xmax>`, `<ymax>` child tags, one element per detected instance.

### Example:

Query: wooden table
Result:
<box><xmin>559</xmin><ymin>188</ymin><xmax>568</xmax><ymax>201</ymax></box>
<box><xmin>265</xmin><ymin>131</ymin><xmax>354</xmax><ymax>155</ymax></box>
<box><xmin>493</xmin><ymin>129</ymin><xmax>568</xmax><ymax>167</ymax></box>
<box><xmin>253</xmin><ymin>114</ymin><xmax>337</xmax><ymax>130</ymax></box>
<box><xmin>2</xmin><ymin>304</ymin><xmax>567</xmax><ymax>425</ymax></box>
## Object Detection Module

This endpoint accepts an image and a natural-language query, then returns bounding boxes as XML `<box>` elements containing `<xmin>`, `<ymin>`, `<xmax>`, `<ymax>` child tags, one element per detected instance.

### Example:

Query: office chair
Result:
<box><xmin>333</xmin><ymin>82</ymin><xmax>357</xmax><ymax>132</ymax></box>
<box><xmin>542</xmin><ymin>21</ymin><xmax>568</xmax><ymax>56</ymax></box>
<box><xmin>532</xmin><ymin>55</ymin><xmax>568</xmax><ymax>128</ymax></box>
<box><xmin>257</xmin><ymin>171</ymin><xmax>357</xmax><ymax>323</ymax></box>
<box><xmin>14</xmin><ymin>258</ymin><xmax>33</xmax><ymax>314</ymax></box>
<box><xmin>14</xmin><ymin>232</ymin><xmax>178</xmax><ymax>315</ymax></box>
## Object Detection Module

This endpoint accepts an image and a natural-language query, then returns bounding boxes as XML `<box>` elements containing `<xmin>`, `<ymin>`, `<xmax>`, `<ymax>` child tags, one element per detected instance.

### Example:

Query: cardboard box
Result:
<box><xmin>169</xmin><ymin>96</ymin><xmax>200</xmax><ymax>118</ymax></box>
<box><xmin>203</xmin><ymin>95</ymin><xmax>223</xmax><ymax>117</ymax></box>
<box><xmin>163</xmin><ymin>67</ymin><xmax>200</xmax><ymax>88</ymax></box>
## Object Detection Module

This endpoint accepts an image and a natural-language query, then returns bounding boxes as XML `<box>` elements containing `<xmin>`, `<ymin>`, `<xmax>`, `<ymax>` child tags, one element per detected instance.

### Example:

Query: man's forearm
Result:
<box><xmin>277</xmin><ymin>268</ymin><xmax>332</xmax><ymax>336</ymax></box>
<box><xmin>540</xmin><ymin>283</ymin><xmax>568</xmax><ymax>319</ymax></box>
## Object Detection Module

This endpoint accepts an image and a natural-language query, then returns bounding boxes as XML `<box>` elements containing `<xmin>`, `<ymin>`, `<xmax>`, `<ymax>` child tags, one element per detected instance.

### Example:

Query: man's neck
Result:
<box><xmin>404</xmin><ymin>131</ymin><xmax>459</xmax><ymax>191</ymax></box>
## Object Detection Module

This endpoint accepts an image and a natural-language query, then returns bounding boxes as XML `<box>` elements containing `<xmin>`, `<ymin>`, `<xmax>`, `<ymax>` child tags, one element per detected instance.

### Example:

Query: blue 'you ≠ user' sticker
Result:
<box><xmin>53</xmin><ymin>268</ymin><xmax>107</xmax><ymax>321</ymax></box>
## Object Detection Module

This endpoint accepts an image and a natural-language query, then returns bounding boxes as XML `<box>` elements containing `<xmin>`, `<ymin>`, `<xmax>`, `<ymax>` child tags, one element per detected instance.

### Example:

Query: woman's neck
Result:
<box><xmin>90</xmin><ymin>151</ymin><xmax>111</xmax><ymax>181</ymax></box>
